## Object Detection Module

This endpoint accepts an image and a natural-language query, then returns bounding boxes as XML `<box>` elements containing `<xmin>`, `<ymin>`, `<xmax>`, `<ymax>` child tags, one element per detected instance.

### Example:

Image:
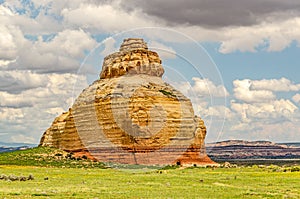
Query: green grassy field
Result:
<box><xmin>0</xmin><ymin>148</ymin><xmax>299</xmax><ymax>198</ymax></box>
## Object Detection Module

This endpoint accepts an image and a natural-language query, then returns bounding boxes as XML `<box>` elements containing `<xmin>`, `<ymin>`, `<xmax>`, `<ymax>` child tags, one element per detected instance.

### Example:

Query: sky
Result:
<box><xmin>0</xmin><ymin>0</ymin><xmax>300</xmax><ymax>144</ymax></box>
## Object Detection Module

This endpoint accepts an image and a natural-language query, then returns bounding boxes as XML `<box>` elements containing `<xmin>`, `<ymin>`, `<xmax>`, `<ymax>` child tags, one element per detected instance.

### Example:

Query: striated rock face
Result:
<box><xmin>40</xmin><ymin>38</ymin><xmax>216</xmax><ymax>166</ymax></box>
<box><xmin>100</xmin><ymin>38</ymin><xmax>164</xmax><ymax>79</ymax></box>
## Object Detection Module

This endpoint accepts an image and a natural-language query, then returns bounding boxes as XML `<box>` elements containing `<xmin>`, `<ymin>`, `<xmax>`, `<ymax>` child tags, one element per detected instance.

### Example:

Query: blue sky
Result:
<box><xmin>0</xmin><ymin>0</ymin><xmax>300</xmax><ymax>144</ymax></box>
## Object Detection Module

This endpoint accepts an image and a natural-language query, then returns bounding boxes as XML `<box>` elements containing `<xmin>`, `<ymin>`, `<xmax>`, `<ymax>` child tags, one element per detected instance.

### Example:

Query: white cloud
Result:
<box><xmin>218</xmin><ymin>26</ymin><xmax>266</xmax><ymax>53</ymax></box>
<box><xmin>10</xmin><ymin>134</ymin><xmax>36</xmax><ymax>144</ymax></box>
<box><xmin>49</xmin><ymin>29</ymin><xmax>96</xmax><ymax>57</ymax></box>
<box><xmin>0</xmin><ymin>70</ymin><xmax>47</xmax><ymax>93</ymax></box>
<box><xmin>10</xmin><ymin>29</ymin><xmax>97</xmax><ymax>73</ymax></box>
<box><xmin>217</xmin><ymin>17</ymin><xmax>300</xmax><ymax>53</ymax></box>
<box><xmin>198</xmin><ymin>105</ymin><xmax>234</xmax><ymax>119</ymax></box>
<box><xmin>292</xmin><ymin>93</ymin><xmax>300</xmax><ymax>104</ymax></box>
<box><xmin>100</xmin><ymin>37</ymin><xmax>117</xmax><ymax>57</ymax></box>
<box><xmin>1</xmin><ymin>2</ymin><xmax>62</xmax><ymax>34</ymax></box>
<box><xmin>251</xmin><ymin>78</ymin><xmax>300</xmax><ymax>92</ymax></box>
<box><xmin>229</xmin><ymin>77</ymin><xmax>300</xmax><ymax>140</ymax></box>
<box><xmin>0</xmin><ymin>23</ymin><xmax>26</xmax><ymax>61</ymax></box>
<box><xmin>2</xmin><ymin>1</ymin><xmax>300</xmax><ymax>54</ymax></box>
<box><xmin>0</xmin><ymin>4</ymin><xmax>97</xmax><ymax>73</ymax></box>
<box><xmin>227</xmin><ymin>120</ymin><xmax>300</xmax><ymax>142</ymax></box>
<box><xmin>233</xmin><ymin>79</ymin><xmax>276</xmax><ymax>103</ymax></box>
<box><xmin>0</xmin><ymin>92</ymin><xmax>34</xmax><ymax>108</ymax></box>
<box><xmin>166</xmin><ymin>77</ymin><xmax>229</xmax><ymax>119</ymax></box>
<box><xmin>228</xmin><ymin>99</ymin><xmax>299</xmax><ymax>142</ymax></box>
<box><xmin>191</xmin><ymin>77</ymin><xmax>229</xmax><ymax>98</ymax></box>
<box><xmin>61</xmin><ymin>3</ymin><xmax>158</xmax><ymax>33</ymax></box>
<box><xmin>0</xmin><ymin>108</ymin><xmax>24</xmax><ymax>121</ymax></box>
<box><xmin>0</xmin><ymin>72</ymin><xmax>88</xmax><ymax>108</ymax></box>
<box><xmin>0</xmin><ymin>71</ymin><xmax>88</xmax><ymax>144</ymax></box>
<box><xmin>148</xmin><ymin>41</ymin><xmax>176</xmax><ymax>59</ymax></box>
<box><xmin>0</xmin><ymin>3</ymin><xmax>17</xmax><ymax>16</ymax></box>
<box><xmin>46</xmin><ymin>107</ymin><xmax>66</xmax><ymax>115</ymax></box>
<box><xmin>249</xmin><ymin>121</ymin><xmax>300</xmax><ymax>142</ymax></box>
<box><xmin>233</xmin><ymin>78</ymin><xmax>300</xmax><ymax>104</ymax></box>
<box><xmin>0</xmin><ymin>59</ymin><xmax>16</xmax><ymax>67</ymax></box>
<box><xmin>231</xmin><ymin>99</ymin><xmax>298</xmax><ymax>121</ymax></box>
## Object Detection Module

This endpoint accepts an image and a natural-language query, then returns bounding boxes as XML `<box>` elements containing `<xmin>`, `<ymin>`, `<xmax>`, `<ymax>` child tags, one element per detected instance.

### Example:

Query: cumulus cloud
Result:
<box><xmin>0</xmin><ymin>70</ymin><xmax>47</xmax><ymax>93</ymax></box>
<box><xmin>250</xmin><ymin>78</ymin><xmax>300</xmax><ymax>92</ymax></box>
<box><xmin>0</xmin><ymin>92</ymin><xmax>34</xmax><ymax>108</ymax></box>
<box><xmin>233</xmin><ymin>79</ymin><xmax>276</xmax><ymax>103</ymax></box>
<box><xmin>191</xmin><ymin>77</ymin><xmax>229</xmax><ymax>98</ymax></box>
<box><xmin>0</xmin><ymin>72</ymin><xmax>88</xmax><ymax>107</ymax></box>
<box><xmin>229</xmin><ymin>77</ymin><xmax>300</xmax><ymax>140</ymax></box>
<box><xmin>233</xmin><ymin>78</ymin><xmax>300</xmax><ymax>103</ymax></box>
<box><xmin>0</xmin><ymin>107</ymin><xmax>24</xmax><ymax>121</ymax></box>
<box><xmin>217</xmin><ymin>17</ymin><xmax>300</xmax><ymax>53</ymax></box>
<box><xmin>1</xmin><ymin>1</ymin><xmax>62</xmax><ymax>34</ymax></box>
<box><xmin>0</xmin><ymin>71</ymin><xmax>88</xmax><ymax>143</ymax></box>
<box><xmin>227</xmin><ymin>120</ymin><xmax>300</xmax><ymax>142</ymax></box>
<box><xmin>2</xmin><ymin>0</ymin><xmax>300</xmax><ymax>55</ymax></box>
<box><xmin>231</xmin><ymin>99</ymin><xmax>298</xmax><ymax>120</ymax></box>
<box><xmin>0</xmin><ymin>22</ymin><xmax>26</xmax><ymax>62</ymax></box>
<box><xmin>197</xmin><ymin>105</ymin><xmax>234</xmax><ymax>120</ymax></box>
<box><xmin>10</xmin><ymin>29</ymin><xmax>97</xmax><ymax>73</ymax></box>
<box><xmin>61</xmin><ymin>2</ymin><xmax>159</xmax><ymax>33</ymax></box>
<box><xmin>247</xmin><ymin>121</ymin><xmax>300</xmax><ymax>142</ymax></box>
<box><xmin>292</xmin><ymin>93</ymin><xmax>300</xmax><ymax>104</ymax></box>
<box><xmin>1</xmin><ymin>4</ymin><xmax>97</xmax><ymax>73</ymax></box>
<box><xmin>100</xmin><ymin>37</ymin><xmax>117</xmax><ymax>57</ymax></box>
<box><xmin>148</xmin><ymin>41</ymin><xmax>176</xmax><ymax>59</ymax></box>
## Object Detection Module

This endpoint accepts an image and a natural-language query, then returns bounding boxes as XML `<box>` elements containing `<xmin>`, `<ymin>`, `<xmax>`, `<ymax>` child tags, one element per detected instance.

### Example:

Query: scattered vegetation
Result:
<box><xmin>159</xmin><ymin>164</ymin><xmax>180</xmax><ymax>170</ymax></box>
<box><xmin>0</xmin><ymin>165</ymin><xmax>299</xmax><ymax>198</ymax></box>
<box><xmin>159</xmin><ymin>89</ymin><xmax>176</xmax><ymax>97</ymax></box>
<box><xmin>0</xmin><ymin>147</ymin><xmax>106</xmax><ymax>169</ymax></box>
<box><xmin>0</xmin><ymin>174</ymin><xmax>34</xmax><ymax>181</ymax></box>
<box><xmin>0</xmin><ymin>148</ymin><xmax>299</xmax><ymax>198</ymax></box>
<box><xmin>248</xmin><ymin>164</ymin><xmax>300</xmax><ymax>173</ymax></box>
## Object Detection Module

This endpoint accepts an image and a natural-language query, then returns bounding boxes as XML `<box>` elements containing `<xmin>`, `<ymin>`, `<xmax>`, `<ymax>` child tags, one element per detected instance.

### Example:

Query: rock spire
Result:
<box><xmin>39</xmin><ymin>38</ymin><xmax>216</xmax><ymax>166</ymax></box>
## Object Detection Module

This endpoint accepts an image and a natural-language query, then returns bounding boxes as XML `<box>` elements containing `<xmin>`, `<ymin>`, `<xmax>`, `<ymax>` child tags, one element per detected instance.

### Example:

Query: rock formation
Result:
<box><xmin>40</xmin><ymin>38</ymin><xmax>216</xmax><ymax>166</ymax></box>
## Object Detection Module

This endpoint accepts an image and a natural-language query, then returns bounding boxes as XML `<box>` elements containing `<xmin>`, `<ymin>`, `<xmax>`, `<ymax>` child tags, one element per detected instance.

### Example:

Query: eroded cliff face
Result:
<box><xmin>40</xmin><ymin>38</ymin><xmax>215</xmax><ymax>165</ymax></box>
<box><xmin>100</xmin><ymin>38</ymin><xmax>164</xmax><ymax>79</ymax></box>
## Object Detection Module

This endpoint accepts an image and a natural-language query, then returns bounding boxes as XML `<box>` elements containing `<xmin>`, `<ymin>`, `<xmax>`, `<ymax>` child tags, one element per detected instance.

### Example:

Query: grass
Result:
<box><xmin>0</xmin><ymin>166</ymin><xmax>299</xmax><ymax>198</ymax></box>
<box><xmin>0</xmin><ymin>147</ymin><xmax>106</xmax><ymax>169</ymax></box>
<box><xmin>0</xmin><ymin>147</ymin><xmax>299</xmax><ymax>198</ymax></box>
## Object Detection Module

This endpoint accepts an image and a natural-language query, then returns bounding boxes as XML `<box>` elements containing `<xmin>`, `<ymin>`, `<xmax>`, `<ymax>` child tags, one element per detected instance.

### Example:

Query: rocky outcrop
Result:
<box><xmin>100</xmin><ymin>38</ymin><xmax>164</xmax><ymax>79</ymax></box>
<box><xmin>40</xmin><ymin>38</ymin><xmax>216</xmax><ymax>166</ymax></box>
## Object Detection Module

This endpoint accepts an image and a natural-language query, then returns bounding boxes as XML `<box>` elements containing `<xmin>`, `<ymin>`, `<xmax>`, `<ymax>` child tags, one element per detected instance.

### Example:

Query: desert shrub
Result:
<box><xmin>19</xmin><ymin>176</ymin><xmax>27</xmax><ymax>181</ymax></box>
<box><xmin>159</xmin><ymin>164</ymin><xmax>179</xmax><ymax>170</ymax></box>
<box><xmin>291</xmin><ymin>167</ymin><xmax>300</xmax><ymax>172</ymax></box>
<box><xmin>0</xmin><ymin>174</ymin><xmax>8</xmax><ymax>180</ymax></box>
<box><xmin>8</xmin><ymin>175</ymin><xmax>19</xmax><ymax>181</ymax></box>
<box><xmin>28</xmin><ymin>174</ymin><xmax>34</xmax><ymax>180</ymax></box>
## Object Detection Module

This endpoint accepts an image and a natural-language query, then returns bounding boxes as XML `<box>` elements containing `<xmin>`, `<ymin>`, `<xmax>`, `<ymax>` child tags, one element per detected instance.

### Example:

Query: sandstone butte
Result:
<box><xmin>39</xmin><ymin>38</ymin><xmax>217</xmax><ymax>166</ymax></box>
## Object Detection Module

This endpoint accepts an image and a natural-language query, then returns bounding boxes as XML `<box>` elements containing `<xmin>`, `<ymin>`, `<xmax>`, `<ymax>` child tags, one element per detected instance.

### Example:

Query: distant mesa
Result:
<box><xmin>206</xmin><ymin>140</ymin><xmax>300</xmax><ymax>161</ymax></box>
<box><xmin>39</xmin><ymin>38</ymin><xmax>216</xmax><ymax>166</ymax></box>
